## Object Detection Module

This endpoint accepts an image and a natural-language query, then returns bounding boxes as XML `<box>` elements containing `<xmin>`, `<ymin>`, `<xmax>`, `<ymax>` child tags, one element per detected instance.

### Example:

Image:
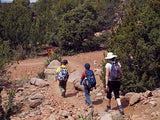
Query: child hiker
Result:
<box><xmin>105</xmin><ymin>52</ymin><xmax>124</xmax><ymax>115</ymax></box>
<box><xmin>56</xmin><ymin>59</ymin><xmax>69</xmax><ymax>97</ymax></box>
<box><xmin>80</xmin><ymin>63</ymin><xmax>96</xmax><ymax>107</ymax></box>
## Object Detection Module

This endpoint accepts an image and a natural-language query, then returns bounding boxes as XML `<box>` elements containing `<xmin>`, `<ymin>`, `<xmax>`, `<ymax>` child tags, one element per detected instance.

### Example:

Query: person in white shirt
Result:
<box><xmin>105</xmin><ymin>52</ymin><xmax>124</xmax><ymax>115</ymax></box>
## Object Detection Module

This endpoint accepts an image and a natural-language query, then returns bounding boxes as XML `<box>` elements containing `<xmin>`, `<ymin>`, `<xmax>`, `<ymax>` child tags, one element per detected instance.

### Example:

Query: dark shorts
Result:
<box><xmin>107</xmin><ymin>81</ymin><xmax>120</xmax><ymax>99</ymax></box>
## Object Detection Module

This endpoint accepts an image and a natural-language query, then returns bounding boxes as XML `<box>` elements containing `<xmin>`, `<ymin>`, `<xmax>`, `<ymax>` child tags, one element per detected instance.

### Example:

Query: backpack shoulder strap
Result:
<box><xmin>85</xmin><ymin>70</ymin><xmax>87</xmax><ymax>77</ymax></box>
<box><xmin>109</xmin><ymin>61</ymin><xmax>114</xmax><ymax>65</ymax></box>
<box><xmin>85</xmin><ymin>70</ymin><xmax>90</xmax><ymax>77</ymax></box>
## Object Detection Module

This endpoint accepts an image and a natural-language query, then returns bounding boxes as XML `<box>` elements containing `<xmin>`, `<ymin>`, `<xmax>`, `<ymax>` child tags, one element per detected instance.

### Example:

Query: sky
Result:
<box><xmin>1</xmin><ymin>0</ymin><xmax>38</xmax><ymax>3</ymax></box>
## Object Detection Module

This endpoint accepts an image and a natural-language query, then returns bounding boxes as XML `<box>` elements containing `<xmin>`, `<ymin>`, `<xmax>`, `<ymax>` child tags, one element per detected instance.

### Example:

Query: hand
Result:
<box><xmin>106</xmin><ymin>85</ymin><xmax>109</xmax><ymax>92</ymax></box>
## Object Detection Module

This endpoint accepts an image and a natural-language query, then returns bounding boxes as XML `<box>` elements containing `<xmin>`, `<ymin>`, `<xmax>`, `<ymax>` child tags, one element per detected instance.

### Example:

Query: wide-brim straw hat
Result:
<box><xmin>105</xmin><ymin>52</ymin><xmax>117</xmax><ymax>59</ymax></box>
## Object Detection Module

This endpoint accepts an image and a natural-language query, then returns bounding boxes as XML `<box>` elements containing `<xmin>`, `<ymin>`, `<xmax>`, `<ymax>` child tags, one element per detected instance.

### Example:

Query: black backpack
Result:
<box><xmin>110</xmin><ymin>62</ymin><xmax>122</xmax><ymax>81</ymax></box>
<box><xmin>85</xmin><ymin>70</ymin><xmax>96</xmax><ymax>89</ymax></box>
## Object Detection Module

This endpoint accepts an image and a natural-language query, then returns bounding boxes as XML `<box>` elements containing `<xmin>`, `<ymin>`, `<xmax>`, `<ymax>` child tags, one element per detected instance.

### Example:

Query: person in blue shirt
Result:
<box><xmin>80</xmin><ymin>63</ymin><xmax>96</xmax><ymax>108</ymax></box>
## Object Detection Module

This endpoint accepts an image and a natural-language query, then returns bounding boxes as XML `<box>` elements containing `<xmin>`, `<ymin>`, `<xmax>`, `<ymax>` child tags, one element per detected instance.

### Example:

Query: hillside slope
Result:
<box><xmin>2</xmin><ymin>50</ymin><xmax>160</xmax><ymax>120</ymax></box>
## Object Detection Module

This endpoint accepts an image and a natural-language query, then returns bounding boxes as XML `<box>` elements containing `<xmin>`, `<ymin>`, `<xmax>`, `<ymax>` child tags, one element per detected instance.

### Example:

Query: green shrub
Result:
<box><xmin>100</xmin><ymin>52</ymin><xmax>107</xmax><ymax>89</ymax></box>
<box><xmin>0</xmin><ymin>40</ymin><xmax>10</xmax><ymax>71</ymax></box>
<box><xmin>12</xmin><ymin>45</ymin><xmax>26</xmax><ymax>61</ymax></box>
<box><xmin>102</xmin><ymin>0</ymin><xmax>160</xmax><ymax>94</ymax></box>
<box><xmin>38</xmin><ymin>70</ymin><xmax>45</xmax><ymax>79</ymax></box>
<box><xmin>4</xmin><ymin>90</ymin><xmax>22</xmax><ymax>119</ymax></box>
<box><xmin>79</xmin><ymin>114</ymin><xmax>91</xmax><ymax>120</ymax></box>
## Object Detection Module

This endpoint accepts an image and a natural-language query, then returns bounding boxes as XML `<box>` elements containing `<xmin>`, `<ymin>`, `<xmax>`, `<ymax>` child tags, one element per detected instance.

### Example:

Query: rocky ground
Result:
<box><xmin>1</xmin><ymin>50</ymin><xmax>160</xmax><ymax>120</ymax></box>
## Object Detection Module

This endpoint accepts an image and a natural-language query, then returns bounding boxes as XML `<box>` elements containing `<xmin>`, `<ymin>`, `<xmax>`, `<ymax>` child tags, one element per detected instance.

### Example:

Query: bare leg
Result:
<box><xmin>108</xmin><ymin>99</ymin><xmax>111</xmax><ymax>106</ymax></box>
<box><xmin>116</xmin><ymin>98</ymin><xmax>121</xmax><ymax>106</ymax></box>
<box><xmin>116</xmin><ymin>98</ymin><xmax>124</xmax><ymax>115</ymax></box>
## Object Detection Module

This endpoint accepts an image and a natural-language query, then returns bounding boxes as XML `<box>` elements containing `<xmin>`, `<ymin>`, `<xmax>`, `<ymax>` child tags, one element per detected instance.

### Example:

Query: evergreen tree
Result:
<box><xmin>103</xmin><ymin>0</ymin><xmax>160</xmax><ymax>93</ymax></box>
<box><xmin>57</xmin><ymin>2</ymin><xmax>100</xmax><ymax>54</ymax></box>
<box><xmin>0</xmin><ymin>0</ymin><xmax>32</xmax><ymax>51</ymax></box>
<box><xmin>0</xmin><ymin>38</ymin><xmax>10</xmax><ymax>73</ymax></box>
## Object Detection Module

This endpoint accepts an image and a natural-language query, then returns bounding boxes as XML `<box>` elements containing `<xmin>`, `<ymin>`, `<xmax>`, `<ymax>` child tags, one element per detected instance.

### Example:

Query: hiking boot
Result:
<box><xmin>119</xmin><ymin>108</ymin><xmax>124</xmax><ymax>115</ymax></box>
<box><xmin>85</xmin><ymin>100</ymin><xmax>89</xmax><ymax>105</ymax></box>
<box><xmin>105</xmin><ymin>106</ymin><xmax>111</xmax><ymax>112</ymax></box>
<box><xmin>89</xmin><ymin>104</ymin><xmax>93</xmax><ymax>108</ymax></box>
<box><xmin>61</xmin><ymin>92</ymin><xmax>65</xmax><ymax>98</ymax></box>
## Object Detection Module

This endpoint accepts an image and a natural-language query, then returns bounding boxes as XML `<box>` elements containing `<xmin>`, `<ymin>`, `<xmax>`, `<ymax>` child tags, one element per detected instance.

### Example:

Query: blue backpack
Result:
<box><xmin>85</xmin><ymin>70</ymin><xmax>96</xmax><ymax>89</ymax></box>
<box><xmin>110</xmin><ymin>62</ymin><xmax>122</xmax><ymax>81</ymax></box>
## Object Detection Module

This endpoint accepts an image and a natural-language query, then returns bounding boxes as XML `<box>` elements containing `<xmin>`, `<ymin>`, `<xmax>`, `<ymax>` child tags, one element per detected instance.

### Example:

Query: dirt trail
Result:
<box><xmin>7</xmin><ymin>50</ymin><xmax>125</xmax><ymax>119</ymax></box>
<box><xmin>63</xmin><ymin>51</ymin><xmax>105</xmax><ymax>72</ymax></box>
<box><xmin>6</xmin><ymin>50</ymin><xmax>160</xmax><ymax>120</ymax></box>
<box><xmin>7</xmin><ymin>57</ymin><xmax>47</xmax><ymax>81</ymax></box>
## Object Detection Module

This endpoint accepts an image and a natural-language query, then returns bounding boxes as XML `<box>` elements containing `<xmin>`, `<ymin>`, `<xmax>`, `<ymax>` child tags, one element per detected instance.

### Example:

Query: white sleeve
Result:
<box><xmin>105</xmin><ymin>63</ymin><xmax>110</xmax><ymax>69</ymax></box>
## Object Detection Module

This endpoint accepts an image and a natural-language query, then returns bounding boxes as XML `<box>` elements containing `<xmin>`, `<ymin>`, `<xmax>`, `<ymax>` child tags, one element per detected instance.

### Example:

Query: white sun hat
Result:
<box><xmin>105</xmin><ymin>52</ymin><xmax>117</xmax><ymax>59</ymax></box>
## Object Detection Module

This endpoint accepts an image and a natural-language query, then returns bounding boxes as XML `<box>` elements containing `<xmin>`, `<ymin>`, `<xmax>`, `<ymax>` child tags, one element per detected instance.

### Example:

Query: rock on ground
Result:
<box><xmin>31</xmin><ymin>93</ymin><xmax>44</xmax><ymax>100</ymax></box>
<box><xmin>29</xmin><ymin>99</ymin><xmax>43</xmax><ymax>108</ymax></box>
<box><xmin>129</xmin><ymin>93</ymin><xmax>141</xmax><ymax>106</ymax></box>
<box><xmin>30</xmin><ymin>78</ymin><xmax>49</xmax><ymax>87</ymax></box>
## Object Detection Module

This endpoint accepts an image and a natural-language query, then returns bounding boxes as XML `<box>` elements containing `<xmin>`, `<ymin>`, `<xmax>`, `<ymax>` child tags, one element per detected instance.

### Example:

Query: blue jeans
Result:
<box><xmin>84</xmin><ymin>85</ymin><xmax>92</xmax><ymax>105</ymax></box>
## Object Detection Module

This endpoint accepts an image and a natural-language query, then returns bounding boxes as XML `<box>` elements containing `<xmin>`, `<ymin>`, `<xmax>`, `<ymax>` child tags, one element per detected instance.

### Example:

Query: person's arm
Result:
<box><xmin>56</xmin><ymin>67</ymin><xmax>60</xmax><ymax>81</ymax></box>
<box><xmin>93</xmin><ymin>72</ymin><xmax>97</xmax><ymax>89</ymax></box>
<box><xmin>56</xmin><ymin>67</ymin><xmax>60</xmax><ymax>73</ymax></box>
<box><xmin>118</xmin><ymin>62</ymin><xmax>123</xmax><ymax>75</ymax></box>
<box><xmin>80</xmin><ymin>72</ymin><xmax>85</xmax><ymax>85</ymax></box>
<box><xmin>105</xmin><ymin>68</ymin><xmax>110</xmax><ymax>91</ymax></box>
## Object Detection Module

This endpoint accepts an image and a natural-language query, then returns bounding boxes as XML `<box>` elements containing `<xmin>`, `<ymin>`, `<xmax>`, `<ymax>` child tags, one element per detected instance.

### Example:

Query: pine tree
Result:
<box><xmin>106</xmin><ymin>0</ymin><xmax>160</xmax><ymax>93</ymax></box>
<box><xmin>0</xmin><ymin>0</ymin><xmax>32</xmax><ymax>51</ymax></box>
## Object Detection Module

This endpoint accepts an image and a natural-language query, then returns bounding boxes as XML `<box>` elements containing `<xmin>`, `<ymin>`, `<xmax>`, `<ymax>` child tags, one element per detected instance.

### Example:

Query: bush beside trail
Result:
<box><xmin>100</xmin><ymin>0</ymin><xmax>160</xmax><ymax>94</ymax></box>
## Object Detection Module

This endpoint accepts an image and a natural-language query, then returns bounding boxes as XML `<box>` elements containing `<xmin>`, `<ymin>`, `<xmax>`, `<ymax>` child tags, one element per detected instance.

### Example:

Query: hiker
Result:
<box><xmin>56</xmin><ymin>59</ymin><xmax>69</xmax><ymax>97</ymax></box>
<box><xmin>105</xmin><ymin>52</ymin><xmax>124</xmax><ymax>115</ymax></box>
<box><xmin>80</xmin><ymin>63</ymin><xmax>96</xmax><ymax>107</ymax></box>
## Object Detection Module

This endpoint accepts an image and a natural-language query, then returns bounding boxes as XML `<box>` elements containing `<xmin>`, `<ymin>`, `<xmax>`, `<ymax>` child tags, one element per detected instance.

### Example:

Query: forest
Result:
<box><xmin>0</xmin><ymin>0</ymin><xmax>160</xmax><ymax>93</ymax></box>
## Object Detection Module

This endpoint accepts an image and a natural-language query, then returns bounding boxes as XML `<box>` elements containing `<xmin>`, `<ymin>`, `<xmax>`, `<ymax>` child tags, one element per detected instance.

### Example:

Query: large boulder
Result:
<box><xmin>44</xmin><ymin>69</ymin><xmax>57</xmax><ymax>81</ymax></box>
<box><xmin>68</xmin><ymin>70</ymin><xmax>84</xmax><ymax>91</ymax></box>
<box><xmin>45</xmin><ymin>60</ymin><xmax>61</xmax><ymax>80</ymax></box>
<box><xmin>68</xmin><ymin>70</ymin><xmax>82</xmax><ymax>82</ymax></box>
<box><xmin>68</xmin><ymin>70</ymin><xmax>83</xmax><ymax>91</ymax></box>
<box><xmin>44</xmin><ymin>69</ymin><xmax>56</xmax><ymax>75</ymax></box>
<box><xmin>125</xmin><ymin>92</ymin><xmax>137</xmax><ymax>101</ymax></box>
<box><xmin>47</xmin><ymin>60</ymin><xmax>61</xmax><ymax>69</ymax></box>
<box><xmin>74</xmin><ymin>81</ymin><xmax>84</xmax><ymax>91</ymax></box>
<box><xmin>129</xmin><ymin>93</ymin><xmax>141</xmax><ymax>105</ymax></box>
<box><xmin>30</xmin><ymin>78</ymin><xmax>49</xmax><ymax>87</ymax></box>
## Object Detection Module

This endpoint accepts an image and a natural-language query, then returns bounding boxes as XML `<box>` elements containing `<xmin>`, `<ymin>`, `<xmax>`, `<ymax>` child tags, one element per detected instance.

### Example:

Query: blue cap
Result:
<box><xmin>84</xmin><ymin>63</ymin><xmax>90</xmax><ymax>69</ymax></box>
<box><xmin>62</xmin><ymin>59</ymin><xmax>68</xmax><ymax>64</ymax></box>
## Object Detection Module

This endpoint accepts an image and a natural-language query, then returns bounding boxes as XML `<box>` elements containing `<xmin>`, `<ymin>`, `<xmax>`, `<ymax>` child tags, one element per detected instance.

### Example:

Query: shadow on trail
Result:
<box><xmin>66</xmin><ymin>91</ymin><xmax>78</xmax><ymax>98</ymax></box>
<box><xmin>92</xmin><ymin>99</ymin><xmax>103</xmax><ymax>105</ymax></box>
<box><xmin>121</xmin><ymin>97</ymin><xmax>129</xmax><ymax>108</ymax></box>
<box><xmin>112</xmin><ymin>97</ymin><xmax>129</xmax><ymax>110</ymax></box>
